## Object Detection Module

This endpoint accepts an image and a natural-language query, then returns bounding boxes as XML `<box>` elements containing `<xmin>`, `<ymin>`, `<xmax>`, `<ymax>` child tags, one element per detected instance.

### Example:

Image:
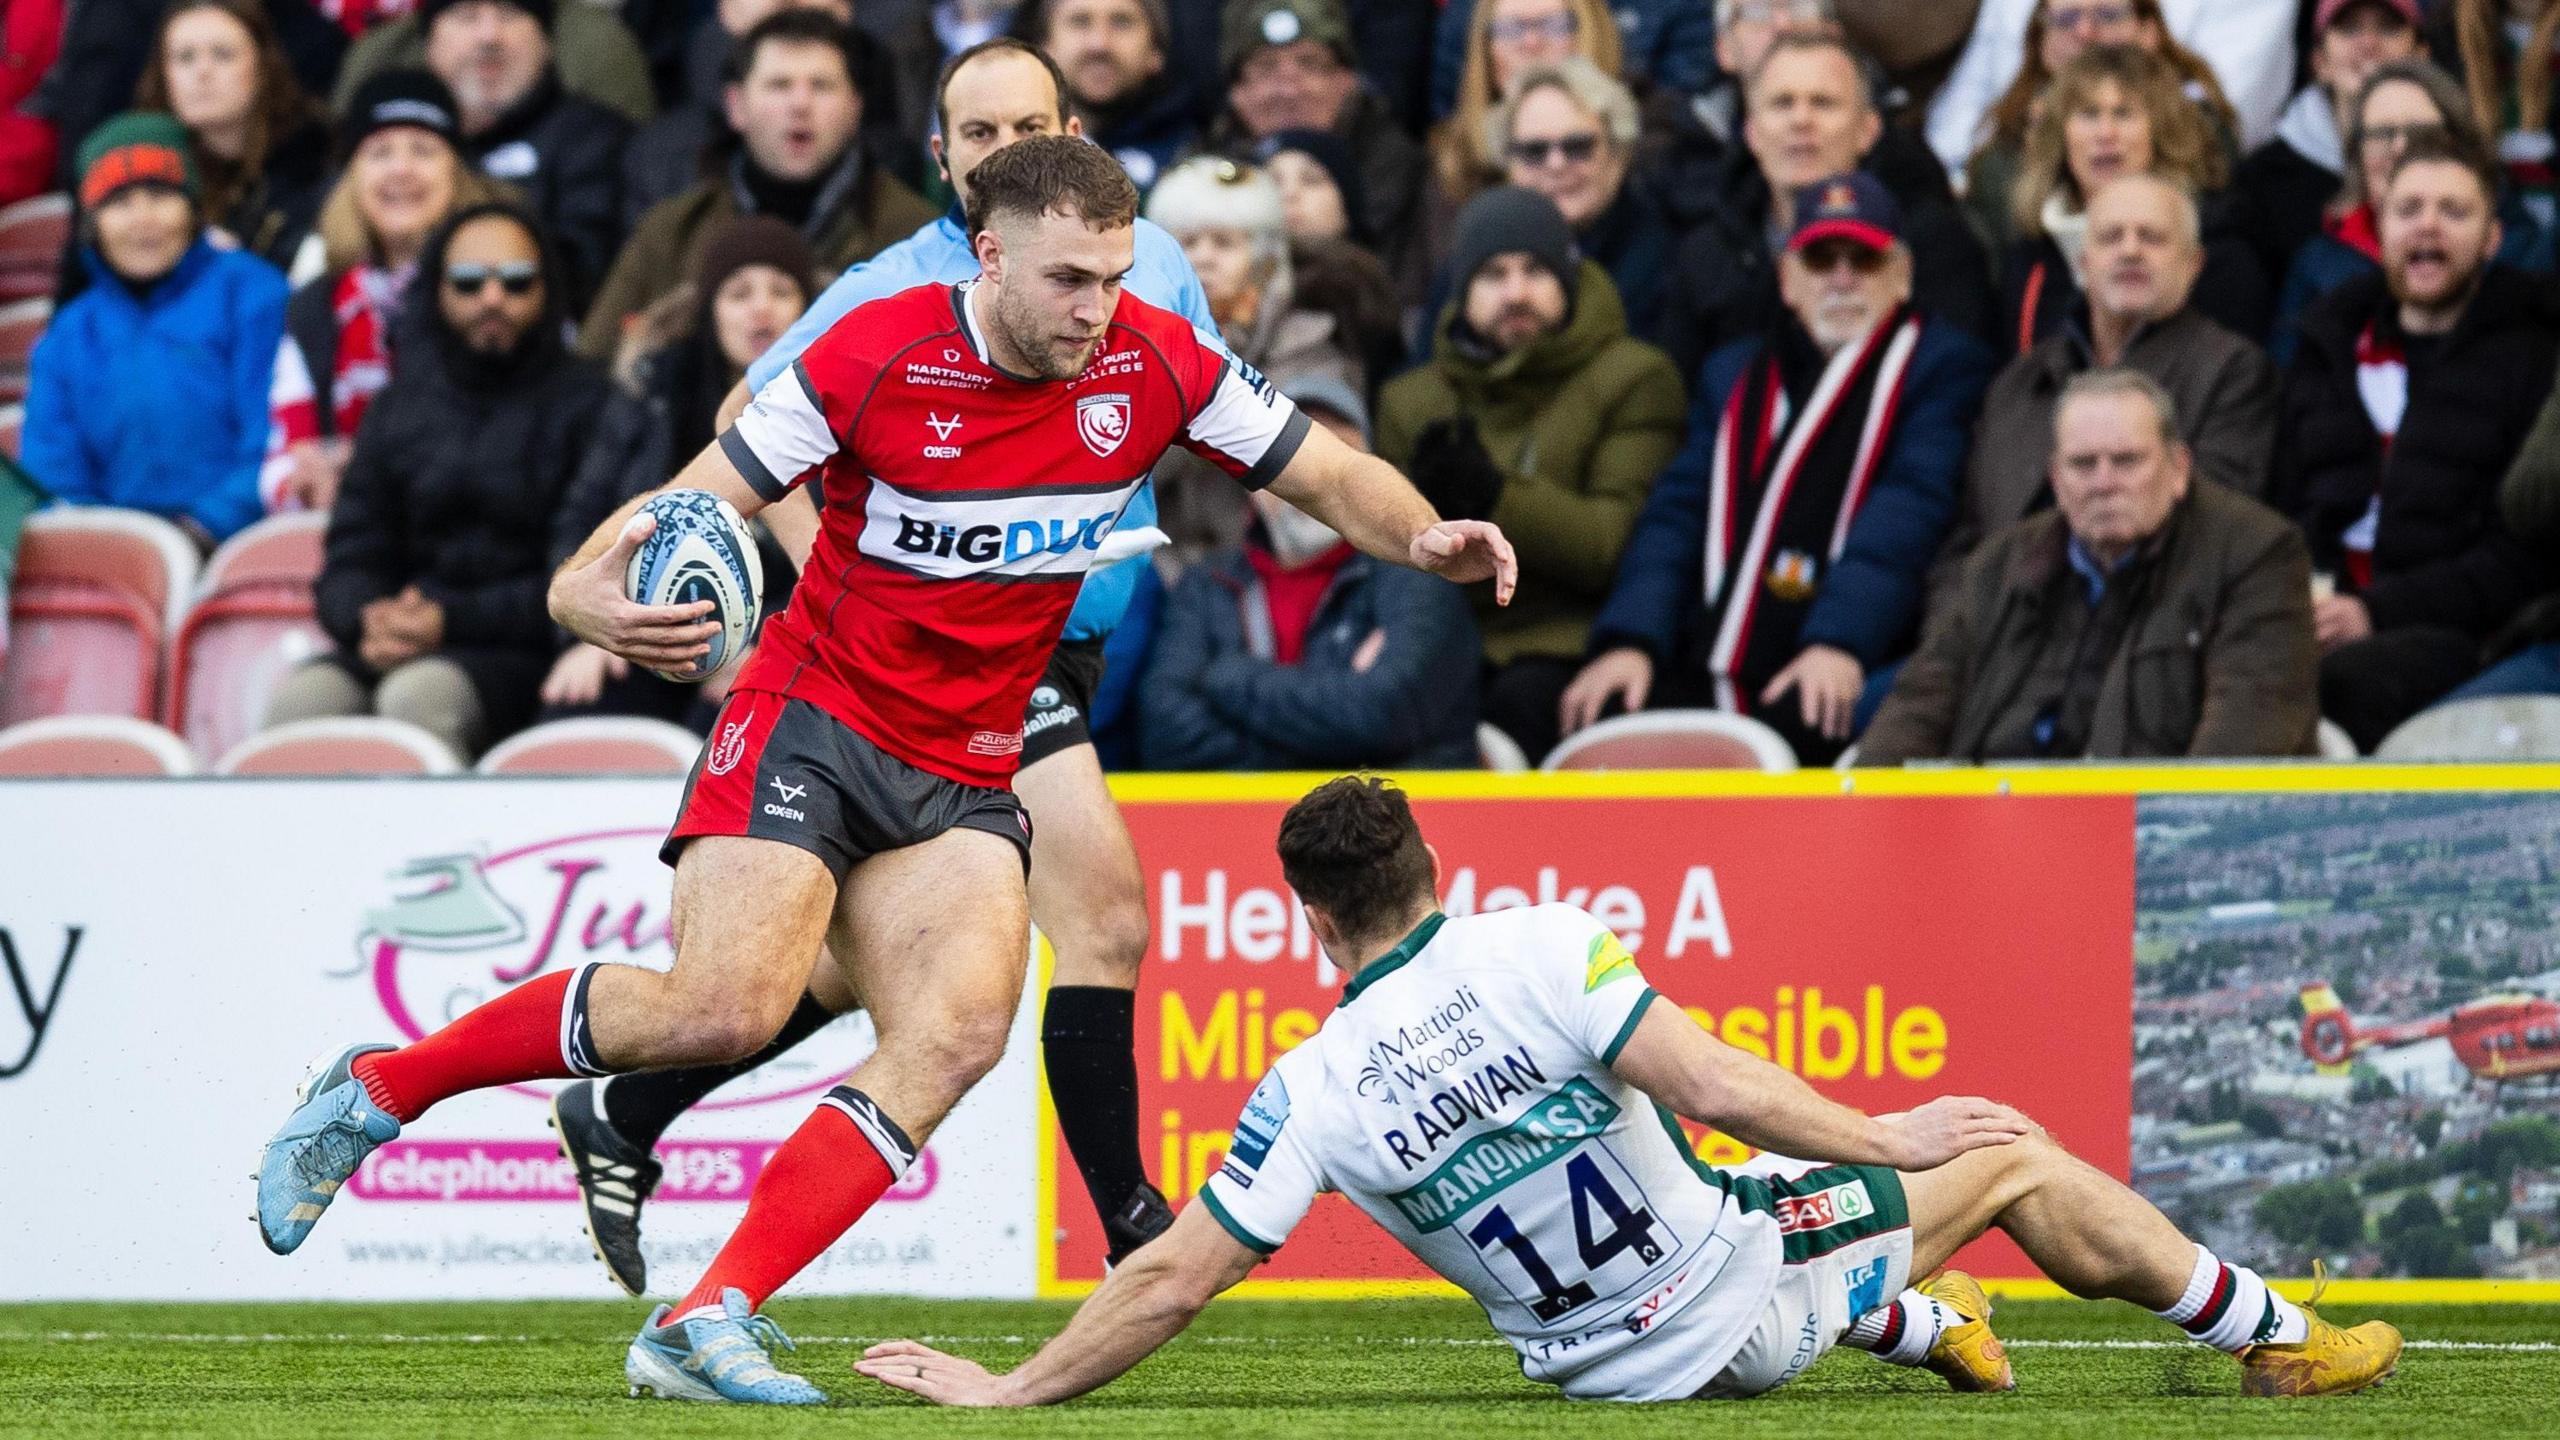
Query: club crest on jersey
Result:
<box><xmin>1076</xmin><ymin>392</ymin><xmax>1132</xmax><ymax>457</ymax></box>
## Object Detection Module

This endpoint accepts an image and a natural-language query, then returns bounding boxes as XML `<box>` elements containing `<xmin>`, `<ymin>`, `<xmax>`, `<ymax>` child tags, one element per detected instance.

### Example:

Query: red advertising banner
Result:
<box><xmin>1043</xmin><ymin>790</ymin><xmax>2135</xmax><ymax>1292</ymax></box>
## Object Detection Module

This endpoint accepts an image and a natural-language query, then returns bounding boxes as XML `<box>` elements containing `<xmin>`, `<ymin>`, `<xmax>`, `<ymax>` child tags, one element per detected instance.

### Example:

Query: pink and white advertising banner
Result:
<box><xmin>0</xmin><ymin>778</ymin><xmax>1041</xmax><ymax>1301</ymax></box>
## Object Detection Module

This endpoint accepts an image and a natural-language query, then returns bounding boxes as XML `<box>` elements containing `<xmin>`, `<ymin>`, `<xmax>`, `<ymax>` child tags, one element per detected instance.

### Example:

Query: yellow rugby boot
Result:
<box><xmin>2239</xmin><ymin>1268</ymin><xmax>2403</xmax><ymax>1398</ymax></box>
<box><xmin>1919</xmin><ymin>1269</ymin><xmax>2016</xmax><ymax>1392</ymax></box>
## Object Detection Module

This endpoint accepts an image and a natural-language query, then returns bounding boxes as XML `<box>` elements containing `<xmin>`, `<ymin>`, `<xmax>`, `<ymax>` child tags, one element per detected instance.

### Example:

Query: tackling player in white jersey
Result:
<box><xmin>859</xmin><ymin>777</ymin><xmax>2402</xmax><ymax>1405</ymax></box>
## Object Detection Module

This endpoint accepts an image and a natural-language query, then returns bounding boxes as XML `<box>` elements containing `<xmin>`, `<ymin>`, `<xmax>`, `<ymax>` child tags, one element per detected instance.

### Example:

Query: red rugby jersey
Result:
<box><xmin>721</xmin><ymin>279</ymin><xmax>1310</xmax><ymax>787</ymax></box>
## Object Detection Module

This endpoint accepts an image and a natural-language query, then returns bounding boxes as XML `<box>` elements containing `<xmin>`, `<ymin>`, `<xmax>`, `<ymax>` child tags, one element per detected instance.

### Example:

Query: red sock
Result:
<box><xmin>354</xmin><ymin>969</ymin><xmax>586</xmax><ymax>1122</ymax></box>
<box><xmin>674</xmin><ymin>1087</ymin><xmax>910</xmax><ymax>1318</ymax></box>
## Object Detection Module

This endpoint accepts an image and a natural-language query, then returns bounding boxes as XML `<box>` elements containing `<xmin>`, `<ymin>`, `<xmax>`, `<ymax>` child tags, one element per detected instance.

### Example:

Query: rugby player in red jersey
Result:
<box><xmin>252</xmin><ymin>135</ymin><xmax>1515</xmax><ymax>1405</ymax></box>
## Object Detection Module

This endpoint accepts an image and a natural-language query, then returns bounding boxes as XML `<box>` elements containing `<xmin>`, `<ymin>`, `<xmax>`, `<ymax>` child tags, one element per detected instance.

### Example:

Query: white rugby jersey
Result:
<box><xmin>1201</xmin><ymin>904</ymin><xmax>1782</xmax><ymax>1397</ymax></box>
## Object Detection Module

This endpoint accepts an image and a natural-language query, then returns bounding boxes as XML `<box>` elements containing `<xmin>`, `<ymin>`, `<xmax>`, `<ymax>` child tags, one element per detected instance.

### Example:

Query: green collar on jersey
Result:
<box><xmin>1340</xmin><ymin>912</ymin><xmax>1447</xmax><ymax>1004</ymax></box>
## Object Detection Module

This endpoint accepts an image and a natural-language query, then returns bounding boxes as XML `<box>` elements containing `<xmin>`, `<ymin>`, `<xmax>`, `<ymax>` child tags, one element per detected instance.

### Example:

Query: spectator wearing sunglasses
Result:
<box><xmin>24</xmin><ymin>111</ymin><xmax>287</xmax><ymax>547</ymax></box>
<box><xmin>1656</xmin><ymin>32</ymin><xmax>1992</xmax><ymax>383</ymax></box>
<box><xmin>1493</xmin><ymin>58</ymin><xmax>1670</xmax><ymax>338</ymax></box>
<box><xmin>266</xmin><ymin>203</ymin><xmax>615</xmax><ymax>760</ymax></box>
<box><xmin>262</xmin><ymin>71</ymin><xmax>510</xmax><ymax>515</ymax></box>
<box><xmin>1429</xmin><ymin>0</ymin><xmax>1623</xmax><ymax>213</ymax></box>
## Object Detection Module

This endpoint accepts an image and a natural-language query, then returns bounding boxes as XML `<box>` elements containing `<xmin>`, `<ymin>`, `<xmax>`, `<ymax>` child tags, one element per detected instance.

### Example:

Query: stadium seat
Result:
<box><xmin>215</xmin><ymin>717</ymin><xmax>461</xmax><ymax>775</ymax></box>
<box><xmin>166</xmin><ymin>512</ymin><xmax>330</xmax><ymax>761</ymax></box>
<box><xmin>1476</xmin><ymin>722</ymin><xmax>1530</xmax><ymax>773</ymax></box>
<box><xmin>2316</xmin><ymin>719</ymin><xmax>2359</xmax><ymax>761</ymax></box>
<box><xmin>0</xmin><ymin>402</ymin><xmax>23</xmax><ymax>460</ymax></box>
<box><xmin>1</xmin><ymin>508</ymin><xmax>199</xmax><ymax>725</ymax></box>
<box><xmin>0</xmin><ymin>715</ymin><xmax>197</xmax><ymax>775</ymax></box>
<box><xmin>476</xmin><ymin>716</ymin><xmax>704</xmax><ymax>775</ymax></box>
<box><xmin>2375</xmin><ymin>697</ymin><xmax>2560</xmax><ymax>762</ymax></box>
<box><xmin>0</xmin><ymin>295</ymin><xmax>51</xmax><ymax>402</ymax></box>
<box><xmin>0</xmin><ymin>193</ymin><xmax>71</xmax><ymax>303</ymax></box>
<box><xmin>1541</xmin><ymin>711</ymin><xmax>1798</xmax><ymax>773</ymax></box>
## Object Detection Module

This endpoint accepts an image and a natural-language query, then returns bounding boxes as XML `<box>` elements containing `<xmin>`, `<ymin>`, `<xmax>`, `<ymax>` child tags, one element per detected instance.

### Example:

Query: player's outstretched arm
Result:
<box><xmin>1265</xmin><ymin>421</ymin><xmax>1518</xmax><ymax>605</ymax></box>
<box><xmin>1609</xmin><ymin>999</ymin><xmax>2033</xmax><ymax>1172</ymax></box>
<box><xmin>857</xmin><ymin>1203</ymin><xmax>1261</xmax><ymax>1407</ymax></box>
<box><xmin>545</xmin><ymin>440</ymin><xmax>774</xmax><ymax>670</ymax></box>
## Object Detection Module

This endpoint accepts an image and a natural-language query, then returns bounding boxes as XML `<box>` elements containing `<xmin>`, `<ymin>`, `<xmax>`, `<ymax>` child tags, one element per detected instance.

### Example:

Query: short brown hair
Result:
<box><xmin>962</xmin><ymin>133</ymin><xmax>1138</xmax><ymax>237</ymax></box>
<box><xmin>2385</xmin><ymin>131</ymin><xmax>2498</xmax><ymax>207</ymax></box>
<box><xmin>1276</xmin><ymin>777</ymin><xmax>1436</xmax><ymax>945</ymax></box>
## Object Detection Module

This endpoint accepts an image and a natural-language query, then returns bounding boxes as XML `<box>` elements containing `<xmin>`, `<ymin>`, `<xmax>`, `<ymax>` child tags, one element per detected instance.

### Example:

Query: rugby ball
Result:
<box><xmin>623</xmin><ymin>489</ymin><xmax>764</xmax><ymax>683</ymax></box>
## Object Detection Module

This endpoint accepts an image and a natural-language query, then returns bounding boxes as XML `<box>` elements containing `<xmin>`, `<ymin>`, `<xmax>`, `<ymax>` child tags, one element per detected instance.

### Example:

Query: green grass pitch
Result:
<box><xmin>3</xmin><ymin>1297</ymin><xmax>2553</xmax><ymax>1438</ymax></box>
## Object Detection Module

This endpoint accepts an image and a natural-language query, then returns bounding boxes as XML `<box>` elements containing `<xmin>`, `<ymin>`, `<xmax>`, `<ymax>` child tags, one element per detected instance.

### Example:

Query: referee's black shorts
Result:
<box><xmin>1020</xmin><ymin>639</ymin><xmax>1107</xmax><ymax>769</ymax></box>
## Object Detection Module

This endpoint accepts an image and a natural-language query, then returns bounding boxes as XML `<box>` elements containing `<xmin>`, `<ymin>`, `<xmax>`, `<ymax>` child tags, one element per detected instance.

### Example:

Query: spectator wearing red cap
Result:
<box><xmin>2234</xmin><ymin>0</ymin><xmax>2423</xmax><ymax>298</ymax></box>
<box><xmin>25</xmin><ymin>112</ymin><xmax>286</xmax><ymax>545</ymax></box>
<box><xmin>1564</xmin><ymin>173</ymin><xmax>1993</xmax><ymax>765</ymax></box>
<box><xmin>1656</xmin><ymin>32</ymin><xmax>1994</xmax><ymax>386</ymax></box>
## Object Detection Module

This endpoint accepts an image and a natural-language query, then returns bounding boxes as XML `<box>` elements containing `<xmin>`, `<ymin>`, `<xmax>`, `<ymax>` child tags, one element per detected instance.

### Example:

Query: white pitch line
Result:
<box><xmin>2</xmin><ymin>1333</ymin><xmax>2554</xmax><ymax>1353</ymax></box>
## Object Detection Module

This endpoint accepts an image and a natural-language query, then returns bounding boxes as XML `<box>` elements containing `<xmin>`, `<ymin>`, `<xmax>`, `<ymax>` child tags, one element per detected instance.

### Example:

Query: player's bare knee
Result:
<box><xmin>898</xmin><ymin>1001</ymin><xmax>1012</xmax><ymax>1089</ymax></box>
<box><xmin>2007</xmin><ymin>1128</ymin><xmax>2072</xmax><ymax>1192</ymax></box>
<box><xmin>658</xmin><ymin>970</ymin><xmax>798</xmax><ymax>1064</ymax></box>
<box><xmin>1090</xmin><ymin>897</ymin><xmax>1149</xmax><ymax>986</ymax></box>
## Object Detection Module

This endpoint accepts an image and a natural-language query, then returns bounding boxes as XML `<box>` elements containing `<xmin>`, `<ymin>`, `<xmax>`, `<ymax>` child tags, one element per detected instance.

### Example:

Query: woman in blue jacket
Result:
<box><xmin>22</xmin><ymin>111</ymin><xmax>286</xmax><ymax>546</ymax></box>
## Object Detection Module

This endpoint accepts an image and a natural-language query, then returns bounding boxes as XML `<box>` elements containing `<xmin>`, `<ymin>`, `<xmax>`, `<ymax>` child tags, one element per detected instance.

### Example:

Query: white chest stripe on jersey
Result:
<box><xmin>856</xmin><ymin>472</ymin><xmax>1142</xmax><ymax>581</ymax></box>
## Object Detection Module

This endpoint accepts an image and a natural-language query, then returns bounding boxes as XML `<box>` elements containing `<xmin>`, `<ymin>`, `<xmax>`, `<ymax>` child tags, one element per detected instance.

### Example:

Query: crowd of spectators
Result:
<box><xmin>12</xmin><ymin>0</ymin><xmax>2560</xmax><ymax>773</ymax></box>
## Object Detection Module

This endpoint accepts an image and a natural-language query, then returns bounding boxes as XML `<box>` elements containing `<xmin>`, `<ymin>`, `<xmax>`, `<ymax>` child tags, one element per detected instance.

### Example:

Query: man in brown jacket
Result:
<box><xmin>577</xmin><ymin>9</ymin><xmax>934</xmax><ymax>360</ymax></box>
<box><xmin>1938</xmin><ymin>176</ymin><xmax>2276</xmax><ymax>599</ymax></box>
<box><xmin>1863</xmin><ymin>369</ymin><xmax>2317</xmax><ymax>764</ymax></box>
